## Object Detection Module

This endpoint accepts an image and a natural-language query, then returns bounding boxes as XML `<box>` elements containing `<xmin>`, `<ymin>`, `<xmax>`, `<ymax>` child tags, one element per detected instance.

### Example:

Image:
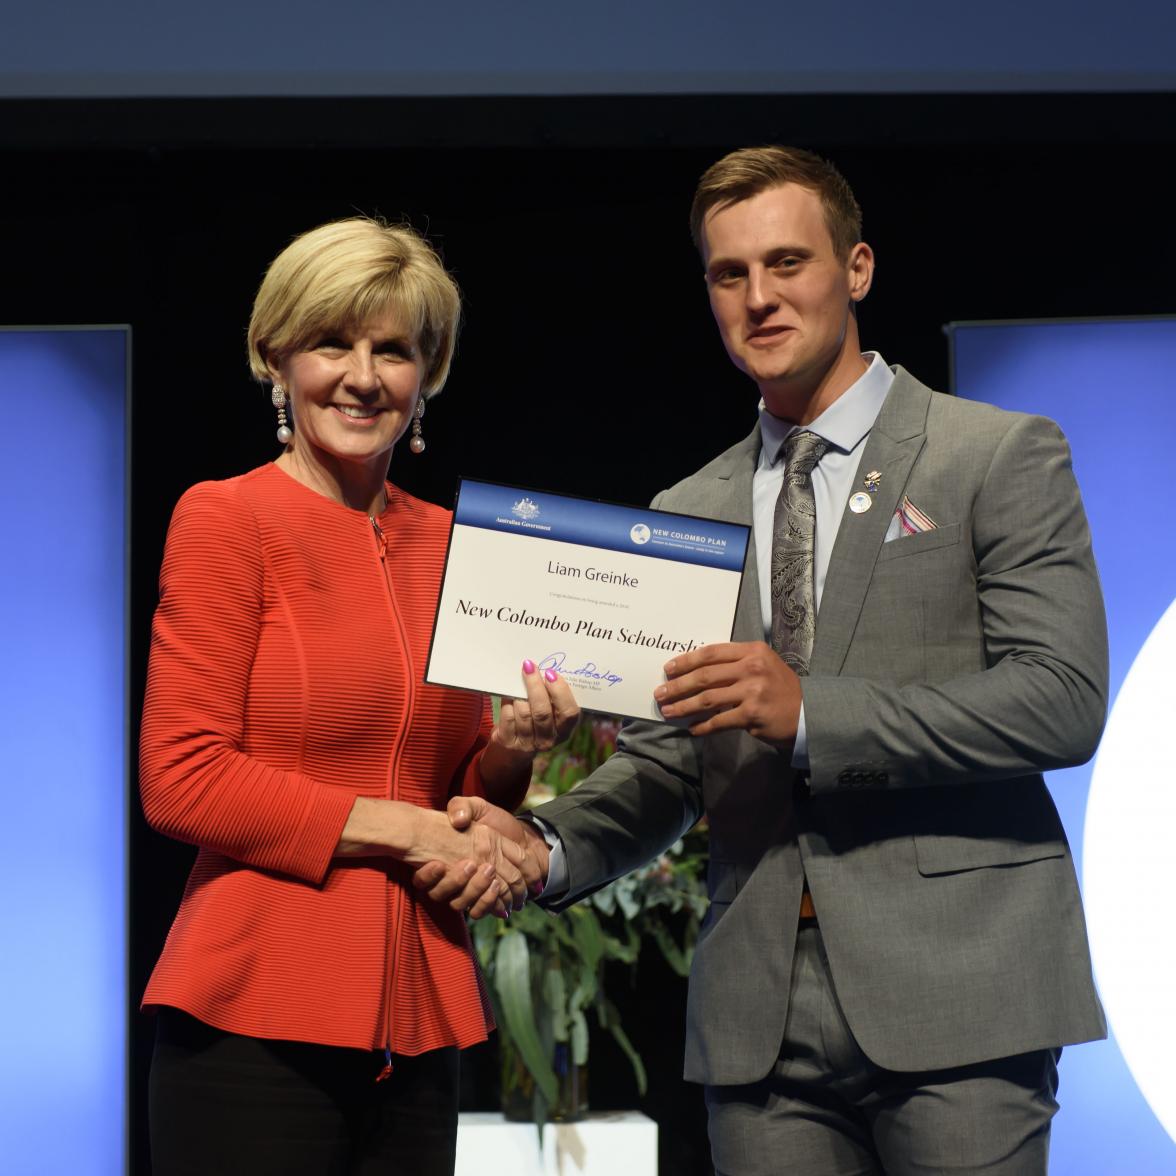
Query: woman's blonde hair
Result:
<box><xmin>247</xmin><ymin>217</ymin><xmax>461</xmax><ymax>396</ymax></box>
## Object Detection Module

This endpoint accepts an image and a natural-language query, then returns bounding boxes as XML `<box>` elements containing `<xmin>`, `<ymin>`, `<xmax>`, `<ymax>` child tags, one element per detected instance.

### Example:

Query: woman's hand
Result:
<box><xmin>477</xmin><ymin>659</ymin><xmax>579</xmax><ymax>807</ymax></box>
<box><xmin>410</xmin><ymin>662</ymin><xmax>578</xmax><ymax>916</ymax></box>
<box><xmin>489</xmin><ymin>659</ymin><xmax>580</xmax><ymax>763</ymax></box>
<box><xmin>403</xmin><ymin>662</ymin><xmax>579</xmax><ymax>917</ymax></box>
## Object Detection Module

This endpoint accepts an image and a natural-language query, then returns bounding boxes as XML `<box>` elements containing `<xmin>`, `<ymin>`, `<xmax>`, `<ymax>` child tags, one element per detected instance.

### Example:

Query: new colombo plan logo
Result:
<box><xmin>630</xmin><ymin>523</ymin><xmax>651</xmax><ymax>545</ymax></box>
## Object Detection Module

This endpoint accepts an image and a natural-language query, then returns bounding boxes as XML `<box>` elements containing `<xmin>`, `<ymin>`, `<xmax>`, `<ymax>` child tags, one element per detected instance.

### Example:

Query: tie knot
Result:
<box><xmin>780</xmin><ymin>430</ymin><xmax>829</xmax><ymax>476</ymax></box>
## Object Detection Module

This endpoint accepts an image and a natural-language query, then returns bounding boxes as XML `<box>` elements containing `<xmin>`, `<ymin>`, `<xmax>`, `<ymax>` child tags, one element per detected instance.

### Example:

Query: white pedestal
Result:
<box><xmin>455</xmin><ymin>1111</ymin><xmax>658</xmax><ymax>1176</ymax></box>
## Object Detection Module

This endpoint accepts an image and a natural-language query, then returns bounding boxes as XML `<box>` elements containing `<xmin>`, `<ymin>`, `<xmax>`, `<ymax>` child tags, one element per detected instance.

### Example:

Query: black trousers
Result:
<box><xmin>149</xmin><ymin>1008</ymin><xmax>460</xmax><ymax>1176</ymax></box>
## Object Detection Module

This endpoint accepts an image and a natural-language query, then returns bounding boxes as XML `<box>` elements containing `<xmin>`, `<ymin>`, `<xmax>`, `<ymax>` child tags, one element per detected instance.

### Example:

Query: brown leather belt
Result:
<box><xmin>799</xmin><ymin>889</ymin><xmax>817</xmax><ymax>921</ymax></box>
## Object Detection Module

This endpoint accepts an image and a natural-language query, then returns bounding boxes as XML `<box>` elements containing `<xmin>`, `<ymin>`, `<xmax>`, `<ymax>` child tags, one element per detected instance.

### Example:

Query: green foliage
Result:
<box><xmin>474</xmin><ymin>715</ymin><xmax>709</xmax><ymax>1125</ymax></box>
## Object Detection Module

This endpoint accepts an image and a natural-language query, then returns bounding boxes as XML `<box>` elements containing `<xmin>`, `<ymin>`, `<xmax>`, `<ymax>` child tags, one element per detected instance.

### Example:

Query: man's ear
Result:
<box><xmin>847</xmin><ymin>242</ymin><xmax>875</xmax><ymax>303</ymax></box>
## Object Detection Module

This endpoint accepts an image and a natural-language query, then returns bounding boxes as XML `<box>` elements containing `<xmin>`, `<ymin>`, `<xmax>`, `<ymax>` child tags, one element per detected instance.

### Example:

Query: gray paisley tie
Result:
<box><xmin>769</xmin><ymin>430</ymin><xmax>830</xmax><ymax>675</ymax></box>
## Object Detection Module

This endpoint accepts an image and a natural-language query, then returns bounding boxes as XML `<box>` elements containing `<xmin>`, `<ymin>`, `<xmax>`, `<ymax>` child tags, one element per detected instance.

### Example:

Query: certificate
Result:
<box><xmin>425</xmin><ymin>479</ymin><xmax>751</xmax><ymax>722</ymax></box>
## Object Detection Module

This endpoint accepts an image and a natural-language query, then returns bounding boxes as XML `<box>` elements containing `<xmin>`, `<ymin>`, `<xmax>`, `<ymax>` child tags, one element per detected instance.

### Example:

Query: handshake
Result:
<box><xmin>411</xmin><ymin>796</ymin><xmax>553</xmax><ymax>920</ymax></box>
<box><xmin>395</xmin><ymin>637</ymin><xmax>805</xmax><ymax>918</ymax></box>
<box><xmin>340</xmin><ymin>638</ymin><xmax>803</xmax><ymax>917</ymax></box>
<box><xmin>337</xmin><ymin>657</ymin><xmax>574</xmax><ymax>917</ymax></box>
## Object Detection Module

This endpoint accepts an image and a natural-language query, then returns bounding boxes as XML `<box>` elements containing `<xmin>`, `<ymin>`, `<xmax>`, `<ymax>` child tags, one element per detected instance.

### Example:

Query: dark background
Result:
<box><xmin>3</xmin><ymin>91</ymin><xmax>1173</xmax><ymax>1174</ymax></box>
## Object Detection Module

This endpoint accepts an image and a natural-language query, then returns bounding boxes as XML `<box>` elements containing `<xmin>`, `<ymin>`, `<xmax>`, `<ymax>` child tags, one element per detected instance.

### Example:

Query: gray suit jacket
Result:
<box><xmin>534</xmin><ymin>368</ymin><xmax>1108</xmax><ymax>1085</ymax></box>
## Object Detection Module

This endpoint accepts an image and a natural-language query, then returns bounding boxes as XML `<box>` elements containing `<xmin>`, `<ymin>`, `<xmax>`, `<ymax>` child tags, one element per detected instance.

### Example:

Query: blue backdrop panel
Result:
<box><xmin>1</xmin><ymin>0</ymin><xmax>1173</xmax><ymax>96</ymax></box>
<box><xmin>950</xmin><ymin>317</ymin><xmax>1176</xmax><ymax>1175</ymax></box>
<box><xmin>0</xmin><ymin>329</ymin><xmax>128</xmax><ymax>1175</ymax></box>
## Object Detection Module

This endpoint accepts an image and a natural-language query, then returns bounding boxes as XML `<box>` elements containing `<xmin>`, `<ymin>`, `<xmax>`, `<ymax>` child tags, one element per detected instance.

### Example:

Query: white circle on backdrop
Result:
<box><xmin>1084</xmin><ymin>595</ymin><xmax>1176</xmax><ymax>1146</ymax></box>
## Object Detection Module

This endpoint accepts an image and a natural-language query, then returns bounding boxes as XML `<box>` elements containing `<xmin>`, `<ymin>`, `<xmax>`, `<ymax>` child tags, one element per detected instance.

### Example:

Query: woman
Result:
<box><xmin>140</xmin><ymin>217</ymin><xmax>576</xmax><ymax>1175</ymax></box>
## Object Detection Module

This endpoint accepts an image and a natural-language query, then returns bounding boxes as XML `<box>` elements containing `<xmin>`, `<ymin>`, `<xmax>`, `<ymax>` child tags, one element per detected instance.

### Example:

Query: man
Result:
<box><xmin>419</xmin><ymin>146</ymin><xmax>1108</xmax><ymax>1174</ymax></box>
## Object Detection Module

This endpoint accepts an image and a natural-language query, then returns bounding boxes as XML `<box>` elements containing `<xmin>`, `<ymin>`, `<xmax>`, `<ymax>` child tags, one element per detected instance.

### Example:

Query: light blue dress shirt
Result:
<box><xmin>539</xmin><ymin>354</ymin><xmax>894</xmax><ymax>893</ymax></box>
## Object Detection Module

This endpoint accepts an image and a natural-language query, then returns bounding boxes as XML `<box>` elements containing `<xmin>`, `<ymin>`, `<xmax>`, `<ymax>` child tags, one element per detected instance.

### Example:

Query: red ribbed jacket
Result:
<box><xmin>140</xmin><ymin>463</ymin><xmax>520</xmax><ymax>1053</ymax></box>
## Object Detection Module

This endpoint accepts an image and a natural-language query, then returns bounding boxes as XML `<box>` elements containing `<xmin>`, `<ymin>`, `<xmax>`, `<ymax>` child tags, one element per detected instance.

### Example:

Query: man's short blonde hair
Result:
<box><xmin>689</xmin><ymin>146</ymin><xmax>862</xmax><ymax>262</ymax></box>
<box><xmin>247</xmin><ymin>217</ymin><xmax>461</xmax><ymax>396</ymax></box>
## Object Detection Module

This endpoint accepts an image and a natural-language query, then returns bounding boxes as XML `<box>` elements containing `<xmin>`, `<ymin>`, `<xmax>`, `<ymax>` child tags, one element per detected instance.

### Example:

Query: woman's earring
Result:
<box><xmin>272</xmin><ymin>385</ymin><xmax>293</xmax><ymax>445</ymax></box>
<box><xmin>409</xmin><ymin>397</ymin><xmax>426</xmax><ymax>454</ymax></box>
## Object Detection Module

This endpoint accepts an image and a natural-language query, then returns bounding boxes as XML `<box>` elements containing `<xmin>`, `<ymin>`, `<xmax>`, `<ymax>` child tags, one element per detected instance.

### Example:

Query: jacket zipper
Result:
<box><xmin>370</xmin><ymin>512</ymin><xmax>414</xmax><ymax>1082</ymax></box>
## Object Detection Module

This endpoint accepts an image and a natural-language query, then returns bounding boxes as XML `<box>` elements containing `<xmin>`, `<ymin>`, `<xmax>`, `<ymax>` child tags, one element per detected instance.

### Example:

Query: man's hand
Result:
<box><xmin>412</xmin><ymin>796</ymin><xmax>551</xmax><ymax>919</ymax></box>
<box><xmin>654</xmin><ymin>641</ymin><xmax>802</xmax><ymax>746</ymax></box>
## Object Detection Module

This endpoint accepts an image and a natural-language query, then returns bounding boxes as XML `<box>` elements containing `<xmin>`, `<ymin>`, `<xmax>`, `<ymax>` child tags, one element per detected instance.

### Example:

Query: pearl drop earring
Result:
<box><xmin>272</xmin><ymin>385</ymin><xmax>293</xmax><ymax>445</ymax></box>
<box><xmin>409</xmin><ymin>397</ymin><xmax>426</xmax><ymax>454</ymax></box>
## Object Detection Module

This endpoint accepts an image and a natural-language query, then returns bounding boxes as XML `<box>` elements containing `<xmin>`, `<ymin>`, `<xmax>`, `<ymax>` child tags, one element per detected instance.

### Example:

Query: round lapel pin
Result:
<box><xmin>849</xmin><ymin>491</ymin><xmax>872</xmax><ymax>514</ymax></box>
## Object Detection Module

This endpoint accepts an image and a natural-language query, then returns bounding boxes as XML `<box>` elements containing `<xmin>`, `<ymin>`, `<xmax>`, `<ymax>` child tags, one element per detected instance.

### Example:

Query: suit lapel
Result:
<box><xmin>705</xmin><ymin>425</ymin><xmax>763</xmax><ymax>643</ymax></box>
<box><xmin>809</xmin><ymin>369</ymin><xmax>932</xmax><ymax>677</ymax></box>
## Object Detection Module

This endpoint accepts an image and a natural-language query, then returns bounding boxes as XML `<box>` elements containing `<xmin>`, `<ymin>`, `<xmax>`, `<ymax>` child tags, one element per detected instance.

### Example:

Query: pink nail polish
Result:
<box><xmin>522</xmin><ymin>658</ymin><xmax>536</xmax><ymax>675</ymax></box>
<box><xmin>544</xmin><ymin>669</ymin><xmax>558</xmax><ymax>683</ymax></box>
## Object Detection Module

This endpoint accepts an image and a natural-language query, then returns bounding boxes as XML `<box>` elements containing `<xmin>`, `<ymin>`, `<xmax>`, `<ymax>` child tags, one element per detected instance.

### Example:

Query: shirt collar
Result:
<box><xmin>758</xmin><ymin>352</ymin><xmax>895</xmax><ymax>466</ymax></box>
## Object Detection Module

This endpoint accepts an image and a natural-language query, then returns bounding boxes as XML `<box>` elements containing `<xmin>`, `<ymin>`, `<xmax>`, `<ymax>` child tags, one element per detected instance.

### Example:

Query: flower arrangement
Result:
<box><xmin>471</xmin><ymin>715</ymin><xmax>709</xmax><ymax>1125</ymax></box>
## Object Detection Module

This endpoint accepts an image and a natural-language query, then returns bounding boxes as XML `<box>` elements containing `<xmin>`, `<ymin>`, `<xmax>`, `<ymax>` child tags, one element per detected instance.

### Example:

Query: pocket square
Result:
<box><xmin>885</xmin><ymin>496</ymin><xmax>937</xmax><ymax>542</ymax></box>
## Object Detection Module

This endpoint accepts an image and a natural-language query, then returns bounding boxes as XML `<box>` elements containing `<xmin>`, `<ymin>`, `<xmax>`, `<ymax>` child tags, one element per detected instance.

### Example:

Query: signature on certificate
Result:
<box><xmin>538</xmin><ymin>652</ymin><xmax>623</xmax><ymax>688</ymax></box>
